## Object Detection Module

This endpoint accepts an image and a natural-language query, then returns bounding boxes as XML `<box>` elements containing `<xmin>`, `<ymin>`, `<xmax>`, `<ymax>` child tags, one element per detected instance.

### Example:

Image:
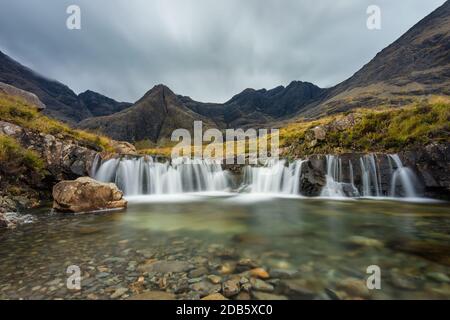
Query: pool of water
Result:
<box><xmin>1</xmin><ymin>194</ymin><xmax>449</xmax><ymax>300</ymax></box>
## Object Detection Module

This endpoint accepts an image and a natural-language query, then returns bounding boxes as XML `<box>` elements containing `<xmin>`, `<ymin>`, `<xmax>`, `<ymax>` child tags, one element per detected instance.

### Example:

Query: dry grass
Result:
<box><xmin>0</xmin><ymin>93</ymin><xmax>115</xmax><ymax>151</ymax></box>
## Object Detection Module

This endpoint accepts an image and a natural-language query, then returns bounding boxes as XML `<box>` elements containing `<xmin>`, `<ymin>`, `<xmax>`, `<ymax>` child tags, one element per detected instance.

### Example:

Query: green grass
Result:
<box><xmin>282</xmin><ymin>96</ymin><xmax>450</xmax><ymax>156</ymax></box>
<box><xmin>0</xmin><ymin>134</ymin><xmax>45</xmax><ymax>178</ymax></box>
<box><xmin>0</xmin><ymin>93</ymin><xmax>114</xmax><ymax>152</ymax></box>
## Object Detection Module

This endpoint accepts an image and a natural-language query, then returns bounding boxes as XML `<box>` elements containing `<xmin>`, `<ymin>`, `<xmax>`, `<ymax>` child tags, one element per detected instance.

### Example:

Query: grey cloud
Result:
<box><xmin>0</xmin><ymin>0</ymin><xmax>446</xmax><ymax>103</ymax></box>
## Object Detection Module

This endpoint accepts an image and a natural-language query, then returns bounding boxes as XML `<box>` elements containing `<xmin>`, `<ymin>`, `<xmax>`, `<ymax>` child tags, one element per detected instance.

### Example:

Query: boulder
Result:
<box><xmin>112</xmin><ymin>141</ymin><xmax>137</xmax><ymax>155</ymax></box>
<box><xmin>0</xmin><ymin>82</ymin><xmax>46</xmax><ymax>111</ymax></box>
<box><xmin>52</xmin><ymin>177</ymin><xmax>127</xmax><ymax>213</ymax></box>
<box><xmin>299</xmin><ymin>158</ymin><xmax>326</xmax><ymax>196</ymax></box>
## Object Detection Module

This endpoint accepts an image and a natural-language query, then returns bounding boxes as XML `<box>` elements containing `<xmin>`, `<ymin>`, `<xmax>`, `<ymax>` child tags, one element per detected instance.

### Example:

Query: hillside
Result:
<box><xmin>298</xmin><ymin>1</ymin><xmax>450</xmax><ymax>118</ymax></box>
<box><xmin>0</xmin><ymin>51</ymin><xmax>91</xmax><ymax>123</ymax></box>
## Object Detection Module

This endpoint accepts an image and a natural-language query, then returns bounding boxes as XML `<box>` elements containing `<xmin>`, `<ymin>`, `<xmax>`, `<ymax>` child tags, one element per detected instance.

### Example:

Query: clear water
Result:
<box><xmin>1</xmin><ymin>195</ymin><xmax>449</xmax><ymax>300</ymax></box>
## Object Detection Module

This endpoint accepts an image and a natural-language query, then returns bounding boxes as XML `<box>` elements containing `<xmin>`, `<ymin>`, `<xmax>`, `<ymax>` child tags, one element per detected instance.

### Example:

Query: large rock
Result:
<box><xmin>112</xmin><ymin>141</ymin><xmax>137</xmax><ymax>155</ymax></box>
<box><xmin>0</xmin><ymin>82</ymin><xmax>46</xmax><ymax>111</ymax></box>
<box><xmin>52</xmin><ymin>177</ymin><xmax>127</xmax><ymax>213</ymax></box>
<box><xmin>299</xmin><ymin>157</ymin><xmax>326</xmax><ymax>196</ymax></box>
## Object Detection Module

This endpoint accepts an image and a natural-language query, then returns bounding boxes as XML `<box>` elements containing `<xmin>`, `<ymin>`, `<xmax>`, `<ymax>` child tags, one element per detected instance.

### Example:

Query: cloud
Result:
<box><xmin>0</xmin><ymin>0</ymin><xmax>446</xmax><ymax>103</ymax></box>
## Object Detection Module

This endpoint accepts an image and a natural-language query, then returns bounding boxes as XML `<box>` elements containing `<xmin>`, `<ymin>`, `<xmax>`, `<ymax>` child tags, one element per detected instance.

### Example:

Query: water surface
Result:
<box><xmin>1</xmin><ymin>195</ymin><xmax>449</xmax><ymax>300</ymax></box>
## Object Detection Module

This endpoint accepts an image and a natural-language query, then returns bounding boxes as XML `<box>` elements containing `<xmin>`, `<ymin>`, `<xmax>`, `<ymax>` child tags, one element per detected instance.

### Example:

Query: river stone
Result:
<box><xmin>336</xmin><ymin>278</ymin><xmax>370</xmax><ymax>298</ymax></box>
<box><xmin>270</xmin><ymin>269</ymin><xmax>300</xmax><ymax>279</ymax></box>
<box><xmin>207</xmin><ymin>275</ymin><xmax>222</xmax><ymax>284</ymax></box>
<box><xmin>189</xmin><ymin>280</ymin><xmax>221</xmax><ymax>297</ymax></box>
<box><xmin>52</xmin><ymin>177</ymin><xmax>127</xmax><ymax>213</ymax></box>
<box><xmin>236</xmin><ymin>291</ymin><xmax>251</xmax><ymax>300</ymax></box>
<box><xmin>252</xmin><ymin>292</ymin><xmax>288</xmax><ymax>300</ymax></box>
<box><xmin>201</xmin><ymin>293</ymin><xmax>228</xmax><ymax>300</ymax></box>
<box><xmin>110</xmin><ymin>287</ymin><xmax>128</xmax><ymax>299</ymax></box>
<box><xmin>138</xmin><ymin>260</ymin><xmax>194</xmax><ymax>274</ymax></box>
<box><xmin>279</xmin><ymin>279</ymin><xmax>316</xmax><ymax>299</ymax></box>
<box><xmin>189</xmin><ymin>267</ymin><xmax>208</xmax><ymax>278</ymax></box>
<box><xmin>128</xmin><ymin>291</ymin><xmax>176</xmax><ymax>300</ymax></box>
<box><xmin>249</xmin><ymin>268</ymin><xmax>270</xmax><ymax>279</ymax></box>
<box><xmin>222</xmin><ymin>279</ymin><xmax>240</xmax><ymax>297</ymax></box>
<box><xmin>426</xmin><ymin>272</ymin><xmax>450</xmax><ymax>283</ymax></box>
<box><xmin>346</xmin><ymin>236</ymin><xmax>383</xmax><ymax>248</ymax></box>
<box><xmin>249</xmin><ymin>278</ymin><xmax>274</xmax><ymax>292</ymax></box>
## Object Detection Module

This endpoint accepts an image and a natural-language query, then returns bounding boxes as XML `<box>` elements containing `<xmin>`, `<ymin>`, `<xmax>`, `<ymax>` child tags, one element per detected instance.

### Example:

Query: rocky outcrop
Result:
<box><xmin>298</xmin><ymin>157</ymin><xmax>326</xmax><ymax>196</ymax></box>
<box><xmin>400</xmin><ymin>143</ymin><xmax>450</xmax><ymax>199</ymax></box>
<box><xmin>53</xmin><ymin>177</ymin><xmax>127</xmax><ymax>213</ymax></box>
<box><xmin>112</xmin><ymin>141</ymin><xmax>137</xmax><ymax>155</ymax></box>
<box><xmin>0</xmin><ymin>82</ymin><xmax>46</xmax><ymax>111</ymax></box>
<box><xmin>0</xmin><ymin>120</ymin><xmax>103</xmax><ymax>217</ymax></box>
<box><xmin>0</xmin><ymin>120</ymin><xmax>98</xmax><ymax>181</ymax></box>
<box><xmin>290</xmin><ymin>144</ymin><xmax>450</xmax><ymax>199</ymax></box>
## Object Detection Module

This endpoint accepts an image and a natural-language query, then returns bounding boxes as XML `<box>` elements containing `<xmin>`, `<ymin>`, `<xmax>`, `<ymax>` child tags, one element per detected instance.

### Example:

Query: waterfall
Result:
<box><xmin>93</xmin><ymin>156</ymin><xmax>232</xmax><ymax>196</ymax></box>
<box><xmin>319</xmin><ymin>153</ymin><xmax>420</xmax><ymax>198</ymax></box>
<box><xmin>90</xmin><ymin>153</ymin><xmax>101</xmax><ymax>177</ymax></box>
<box><xmin>92</xmin><ymin>154</ymin><xmax>422</xmax><ymax>199</ymax></box>
<box><xmin>388</xmin><ymin>154</ymin><xmax>419</xmax><ymax>198</ymax></box>
<box><xmin>243</xmin><ymin>159</ymin><xmax>305</xmax><ymax>194</ymax></box>
<box><xmin>320</xmin><ymin>155</ymin><xmax>346</xmax><ymax>197</ymax></box>
<box><xmin>359</xmin><ymin>154</ymin><xmax>381</xmax><ymax>197</ymax></box>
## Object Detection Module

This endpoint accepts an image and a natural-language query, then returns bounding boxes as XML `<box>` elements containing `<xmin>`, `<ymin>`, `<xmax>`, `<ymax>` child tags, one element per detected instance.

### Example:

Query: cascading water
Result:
<box><xmin>93</xmin><ymin>156</ymin><xmax>232</xmax><ymax>196</ymax></box>
<box><xmin>319</xmin><ymin>153</ymin><xmax>420</xmax><ymax>198</ymax></box>
<box><xmin>388</xmin><ymin>154</ymin><xmax>419</xmax><ymax>198</ymax></box>
<box><xmin>242</xmin><ymin>159</ymin><xmax>306</xmax><ymax>194</ymax></box>
<box><xmin>359</xmin><ymin>154</ymin><xmax>382</xmax><ymax>197</ymax></box>
<box><xmin>320</xmin><ymin>155</ymin><xmax>345</xmax><ymax>197</ymax></box>
<box><xmin>92</xmin><ymin>153</ymin><xmax>421</xmax><ymax>199</ymax></box>
<box><xmin>320</xmin><ymin>155</ymin><xmax>360</xmax><ymax>197</ymax></box>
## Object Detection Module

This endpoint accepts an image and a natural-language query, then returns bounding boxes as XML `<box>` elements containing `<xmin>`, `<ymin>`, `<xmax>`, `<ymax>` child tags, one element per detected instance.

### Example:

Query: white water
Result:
<box><xmin>93</xmin><ymin>156</ymin><xmax>232</xmax><ymax>196</ymax></box>
<box><xmin>320</xmin><ymin>154</ymin><xmax>420</xmax><ymax>198</ymax></box>
<box><xmin>92</xmin><ymin>154</ymin><xmax>421</xmax><ymax>199</ymax></box>
<box><xmin>359</xmin><ymin>154</ymin><xmax>382</xmax><ymax>197</ymax></box>
<box><xmin>388</xmin><ymin>154</ymin><xmax>419</xmax><ymax>198</ymax></box>
<box><xmin>242</xmin><ymin>159</ymin><xmax>306</xmax><ymax>194</ymax></box>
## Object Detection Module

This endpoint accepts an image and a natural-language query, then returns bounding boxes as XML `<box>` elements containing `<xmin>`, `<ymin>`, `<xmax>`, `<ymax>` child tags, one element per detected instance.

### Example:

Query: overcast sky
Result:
<box><xmin>0</xmin><ymin>0</ymin><xmax>446</xmax><ymax>103</ymax></box>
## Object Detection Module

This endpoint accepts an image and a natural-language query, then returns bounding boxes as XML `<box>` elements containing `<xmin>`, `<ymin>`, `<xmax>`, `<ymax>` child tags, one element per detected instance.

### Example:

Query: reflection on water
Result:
<box><xmin>0</xmin><ymin>195</ymin><xmax>449</xmax><ymax>300</ymax></box>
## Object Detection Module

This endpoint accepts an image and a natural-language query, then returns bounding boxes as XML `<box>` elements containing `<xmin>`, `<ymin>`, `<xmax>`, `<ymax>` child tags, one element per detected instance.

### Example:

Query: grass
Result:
<box><xmin>0</xmin><ymin>93</ymin><xmax>115</xmax><ymax>152</ymax></box>
<box><xmin>281</xmin><ymin>96</ymin><xmax>450</xmax><ymax>156</ymax></box>
<box><xmin>0</xmin><ymin>134</ymin><xmax>45</xmax><ymax>178</ymax></box>
<box><xmin>139</xmin><ymin>96</ymin><xmax>450</xmax><ymax>158</ymax></box>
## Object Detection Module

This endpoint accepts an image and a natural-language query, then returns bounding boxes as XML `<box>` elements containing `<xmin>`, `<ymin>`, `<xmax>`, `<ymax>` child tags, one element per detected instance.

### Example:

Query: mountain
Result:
<box><xmin>80</xmin><ymin>81</ymin><xmax>324</xmax><ymax>142</ymax></box>
<box><xmin>299</xmin><ymin>1</ymin><xmax>450</xmax><ymax>118</ymax></box>
<box><xmin>78</xmin><ymin>90</ymin><xmax>132</xmax><ymax>117</ymax></box>
<box><xmin>0</xmin><ymin>51</ymin><xmax>92</xmax><ymax>123</ymax></box>
<box><xmin>180</xmin><ymin>81</ymin><xmax>324</xmax><ymax>128</ymax></box>
<box><xmin>79</xmin><ymin>85</ymin><xmax>216</xmax><ymax>143</ymax></box>
<box><xmin>3</xmin><ymin>1</ymin><xmax>449</xmax><ymax>140</ymax></box>
<box><xmin>0</xmin><ymin>51</ymin><xmax>133</xmax><ymax>123</ymax></box>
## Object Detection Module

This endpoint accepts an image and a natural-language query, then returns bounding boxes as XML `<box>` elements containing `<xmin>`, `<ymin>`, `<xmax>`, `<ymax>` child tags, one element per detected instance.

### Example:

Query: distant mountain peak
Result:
<box><xmin>78</xmin><ymin>90</ymin><xmax>132</xmax><ymax>117</ymax></box>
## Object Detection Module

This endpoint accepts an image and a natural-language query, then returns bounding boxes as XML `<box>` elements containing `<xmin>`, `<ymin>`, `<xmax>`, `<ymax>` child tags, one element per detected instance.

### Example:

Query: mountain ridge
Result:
<box><xmin>79</xmin><ymin>84</ymin><xmax>216</xmax><ymax>143</ymax></box>
<box><xmin>1</xmin><ymin>1</ymin><xmax>449</xmax><ymax>142</ymax></box>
